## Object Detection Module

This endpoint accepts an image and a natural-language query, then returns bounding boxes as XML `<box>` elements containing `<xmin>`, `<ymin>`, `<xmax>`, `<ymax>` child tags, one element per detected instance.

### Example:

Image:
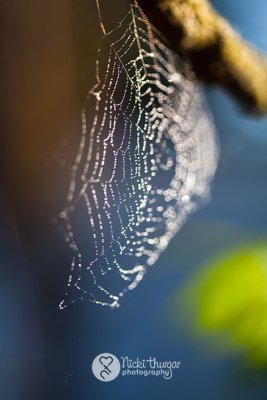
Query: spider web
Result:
<box><xmin>58</xmin><ymin>0</ymin><xmax>218</xmax><ymax>309</ymax></box>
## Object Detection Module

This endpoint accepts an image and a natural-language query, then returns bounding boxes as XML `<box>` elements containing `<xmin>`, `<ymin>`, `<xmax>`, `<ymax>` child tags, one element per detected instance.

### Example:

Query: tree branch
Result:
<box><xmin>137</xmin><ymin>0</ymin><xmax>267</xmax><ymax>114</ymax></box>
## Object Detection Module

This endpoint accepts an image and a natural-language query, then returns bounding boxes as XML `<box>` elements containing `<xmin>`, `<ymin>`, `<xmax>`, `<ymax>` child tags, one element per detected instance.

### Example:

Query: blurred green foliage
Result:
<box><xmin>176</xmin><ymin>242</ymin><xmax>267</xmax><ymax>367</ymax></box>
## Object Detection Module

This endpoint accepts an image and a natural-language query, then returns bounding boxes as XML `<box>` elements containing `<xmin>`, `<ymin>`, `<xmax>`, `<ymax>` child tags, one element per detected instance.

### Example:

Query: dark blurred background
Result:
<box><xmin>1</xmin><ymin>1</ymin><xmax>267</xmax><ymax>399</ymax></box>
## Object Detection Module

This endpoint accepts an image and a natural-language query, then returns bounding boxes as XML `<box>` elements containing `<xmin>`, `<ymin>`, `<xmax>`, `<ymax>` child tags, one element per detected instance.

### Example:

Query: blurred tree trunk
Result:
<box><xmin>1</xmin><ymin>1</ymin><xmax>96</xmax><ymax>398</ymax></box>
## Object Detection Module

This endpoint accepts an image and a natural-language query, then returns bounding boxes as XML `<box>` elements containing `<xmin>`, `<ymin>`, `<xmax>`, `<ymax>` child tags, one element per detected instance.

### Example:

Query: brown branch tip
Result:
<box><xmin>138</xmin><ymin>0</ymin><xmax>267</xmax><ymax>115</ymax></box>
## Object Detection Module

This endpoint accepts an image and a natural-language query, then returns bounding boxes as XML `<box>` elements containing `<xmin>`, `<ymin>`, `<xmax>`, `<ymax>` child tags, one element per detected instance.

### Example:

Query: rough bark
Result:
<box><xmin>137</xmin><ymin>0</ymin><xmax>267</xmax><ymax>114</ymax></box>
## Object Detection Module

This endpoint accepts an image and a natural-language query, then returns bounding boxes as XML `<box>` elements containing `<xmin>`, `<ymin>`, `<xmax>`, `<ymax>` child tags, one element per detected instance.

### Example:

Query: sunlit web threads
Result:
<box><xmin>58</xmin><ymin>1</ymin><xmax>218</xmax><ymax>309</ymax></box>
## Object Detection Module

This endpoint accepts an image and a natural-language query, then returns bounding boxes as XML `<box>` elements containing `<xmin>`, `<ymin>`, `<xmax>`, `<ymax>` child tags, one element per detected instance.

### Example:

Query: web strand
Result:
<box><xmin>58</xmin><ymin>1</ymin><xmax>218</xmax><ymax>309</ymax></box>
